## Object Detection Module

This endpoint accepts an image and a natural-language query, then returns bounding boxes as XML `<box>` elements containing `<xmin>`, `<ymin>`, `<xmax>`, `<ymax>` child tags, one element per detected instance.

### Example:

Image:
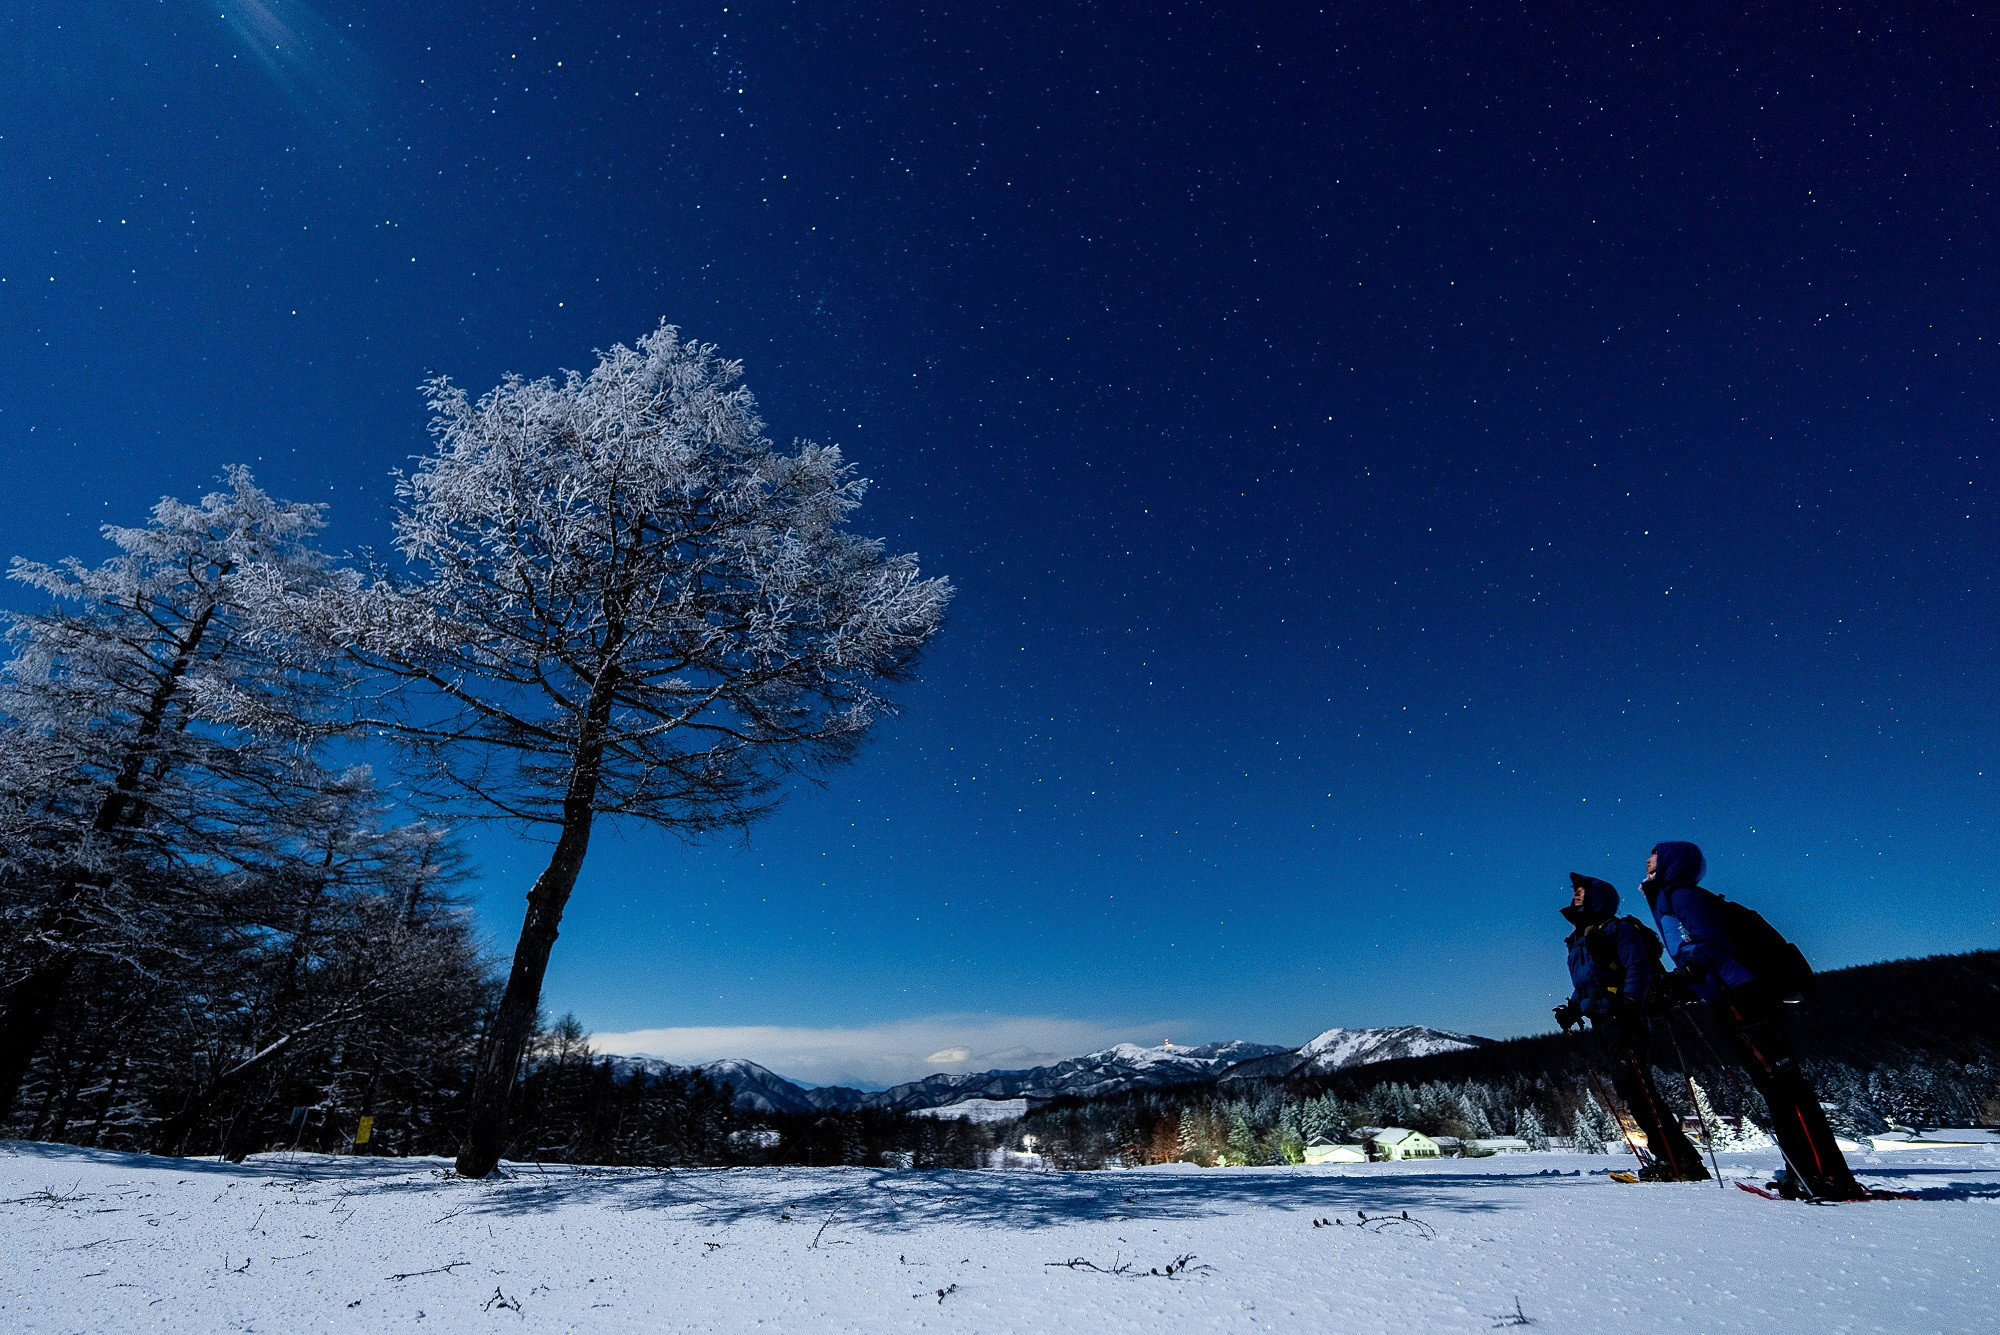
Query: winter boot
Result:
<box><xmin>1768</xmin><ymin>1166</ymin><xmax>1809</xmax><ymax>1200</ymax></box>
<box><xmin>1638</xmin><ymin>1160</ymin><xmax>1709</xmax><ymax>1183</ymax></box>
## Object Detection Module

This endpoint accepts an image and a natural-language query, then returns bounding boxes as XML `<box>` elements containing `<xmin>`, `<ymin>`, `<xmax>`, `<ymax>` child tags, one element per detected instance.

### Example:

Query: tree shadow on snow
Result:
<box><xmin>25</xmin><ymin>1140</ymin><xmax>1995</xmax><ymax>1228</ymax></box>
<box><xmin>432</xmin><ymin>1164</ymin><xmax>1549</xmax><ymax>1232</ymax></box>
<box><xmin>1</xmin><ymin>1138</ymin><xmax>447</xmax><ymax>1184</ymax></box>
<box><xmin>1856</xmin><ymin>1162</ymin><xmax>2000</xmax><ymax>1201</ymax></box>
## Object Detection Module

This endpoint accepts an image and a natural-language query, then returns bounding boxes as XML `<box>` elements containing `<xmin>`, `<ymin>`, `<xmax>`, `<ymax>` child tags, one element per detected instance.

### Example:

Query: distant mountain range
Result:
<box><xmin>1214</xmin><ymin>1025</ymin><xmax>1488</xmax><ymax>1083</ymax></box>
<box><xmin>603</xmin><ymin>1026</ymin><xmax>1487</xmax><ymax>1116</ymax></box>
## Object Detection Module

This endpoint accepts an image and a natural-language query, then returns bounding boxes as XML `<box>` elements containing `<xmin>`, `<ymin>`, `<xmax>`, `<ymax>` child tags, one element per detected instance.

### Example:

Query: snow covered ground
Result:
<box><xmin>4</xmin><ymin>1139</ymin><xmax>1996</xmax><ymax>1333</ymax></box>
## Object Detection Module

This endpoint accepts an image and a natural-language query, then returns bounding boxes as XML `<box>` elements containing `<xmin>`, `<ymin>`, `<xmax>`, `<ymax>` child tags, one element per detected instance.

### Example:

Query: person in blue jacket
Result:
<box><xmin>1553</xmin><ymin>873</ymin><xmax>1706</xmax><ymax>1181</ymax></box>
<box><xmin>1642</xmin><ymin>841</ymin><xmax>1864</xmax><ymax>1200</ymax></box>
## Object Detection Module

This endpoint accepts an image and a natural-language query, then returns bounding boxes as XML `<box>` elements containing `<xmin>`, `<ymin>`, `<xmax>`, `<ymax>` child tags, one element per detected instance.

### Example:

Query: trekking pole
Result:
<box><xmin>1675</xmin><ymin>1000</ymin><xmax>1824</xmax><ymax>1203</ymax></box>
<box><xmin>1565</xmin><ymin>1027</ymin><xmax>1650</xmax><ymax>1174</ymax></box>
<box><xmin>1661</xmin><ymin>1009</ymin><xmax>1727</xmax><ymax>1190</ymax></box>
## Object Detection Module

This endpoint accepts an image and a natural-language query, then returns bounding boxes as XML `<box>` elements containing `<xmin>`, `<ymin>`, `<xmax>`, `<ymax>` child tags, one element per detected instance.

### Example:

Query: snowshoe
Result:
<box><xmin>1735</xmin><ymin>1171</ymin><xmax>1918</xmax><ymax>1203</ymax></box>
<box><xmin>1608</xmin><ymin>1170</ymin><xmax>1640</xmax><ymax>1184</ymax></box>
<box><xmin>1859</xmin><ymin>1187</ymin><xmax>1921</xmax><ymax>1201</ymax></box>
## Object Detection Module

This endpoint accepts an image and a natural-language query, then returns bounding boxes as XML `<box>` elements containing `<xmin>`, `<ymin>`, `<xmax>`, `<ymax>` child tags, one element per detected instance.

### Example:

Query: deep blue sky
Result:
<box><xmin>4</xmin><ymin>2</ymin><xmax>1994</xmax><ymax>1083</ymax></box>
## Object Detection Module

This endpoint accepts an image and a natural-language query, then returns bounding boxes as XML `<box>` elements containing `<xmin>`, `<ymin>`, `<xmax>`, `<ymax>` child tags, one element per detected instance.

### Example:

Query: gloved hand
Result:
<box><xmin>1654</xmin><ymin>970</ymin><xmax>1697</xmax><ymax>1009</ymax></box>
<box><xmin>1552</xmin><ymin>999</ymin><xmax>1583</xmax><ymax>1032</ymax></box>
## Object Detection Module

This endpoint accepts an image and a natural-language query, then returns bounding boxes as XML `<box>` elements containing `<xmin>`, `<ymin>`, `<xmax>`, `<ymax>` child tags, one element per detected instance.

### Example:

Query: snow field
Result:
<box><xmin>3</xmin><ymin>1139</ymin><xmax>1996</xmax><ymax>1334</ymax></box>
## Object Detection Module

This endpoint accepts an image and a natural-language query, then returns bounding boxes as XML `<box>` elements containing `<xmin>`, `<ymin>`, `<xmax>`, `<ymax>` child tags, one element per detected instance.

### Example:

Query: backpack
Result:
<box><xmin>1713</xmin><ymin>896</ymin><xmax>1815</xmax><ymax>1001</ymax></box>
<box><xmin>1585</xmin><ymin>917</ymin><xmax>1665</xmax><ymax>993</ymax></box>
<box><xmin>1620</xmin><ymin>915</ymin><xmax>1666</xmax><ymax>972</ymax></box>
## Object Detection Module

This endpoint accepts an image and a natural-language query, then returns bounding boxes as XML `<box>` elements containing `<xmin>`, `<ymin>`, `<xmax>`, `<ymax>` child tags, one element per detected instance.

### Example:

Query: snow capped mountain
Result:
<box><xmin>599</xmin><ymin>1028</ymin><xmax>1484</xmax><ymax>1114</ymax></box>
<box><xmin>1296</xmin><ymin>1025</ymin><xmax>1485</xmax><ymax>1069</ymax></box>
<box><xmin>693</xmin><ymin>1059</ymin><xmax>833</xmax><ymax>1115</ymax></box>
<box><xmin>1085</xmin><ymin>1040</ymin><xmax>1282</xmax><ymax>1070</ymax></box>
<box><xmin>1215</xmin><ymin>1025</ymin><xmax>1489</xmax><ymax>1084</ymax></box>
<box><xmin>599</xmin><ymin>1055</ymin><xmax>844</xmax><ymax>1115</ymax></box>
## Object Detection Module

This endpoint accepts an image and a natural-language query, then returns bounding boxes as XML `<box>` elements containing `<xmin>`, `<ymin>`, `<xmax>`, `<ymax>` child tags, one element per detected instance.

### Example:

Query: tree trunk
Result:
<box><xmin>453</xmin><ymin>679</ymin><xmax>617</xmax><ymax>1178</ymax></box>
<box><xmin>451</xmin><ymin>805</ymin><xmax>599</xmax><ymax>1177</ymax></box>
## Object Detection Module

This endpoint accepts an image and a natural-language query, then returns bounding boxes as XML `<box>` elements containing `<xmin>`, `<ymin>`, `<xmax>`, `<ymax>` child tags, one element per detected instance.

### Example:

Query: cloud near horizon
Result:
<box><xmin>589</xmin><ymin>1013</ymin><xmax>1196</xmax><ymax>1089</ymax></box>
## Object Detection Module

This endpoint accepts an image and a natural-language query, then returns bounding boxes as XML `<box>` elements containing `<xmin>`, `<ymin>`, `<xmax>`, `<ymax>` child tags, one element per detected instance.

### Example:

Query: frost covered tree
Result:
<box><xmin>1455</xmin><ymin>1091</ymin><xmax>1496</xmax><ymax>1139</ymax></box>
<box><xmin>1283</xmin><ymin>1092</ymin><xmax>1349</xmax><ymax>1147</ymax></box>
<box><xmin>0</xmin><ymin>470</ymin><xmax>336</xmax><ymax>1120</ymax></box>
<box><xmin>1177</xmin><ymin>1105</ymin><xmax>1223</xmax><ymax>1164</ymax></box>
<box><xmin>1516</xmin><ymin>1107</ymin><xmax>1549</xmax><ymax>1151</ymax></box>
<box><xmin>271</xmin><ymin>325</ymin><xmax>951</xmax><ymax>1176</ymax></box>
<box><xmin>1571</xmin><ymin>1092</ymin><xmax>1610</xmax><ymax>1153</ymax></box>
<box><xmin>1303</xmin><ymin>1093</ymin><xmax>1349</xmax><ymax>1142</ymax></box>
<box><xmin>1372</xmin><ymin>1081</ymin><xmax>1420</xmax><ymax>1127</ymax></box>
<box><xmin>1226</xmin><ymin>1110</ymin><xmax>1257</xmax><ymax>1165</ymax></box>
<box><xmin>1686</xmin><ymin>1078</ymin><xmax>1725</xmax><ymax>1149</ymax></box>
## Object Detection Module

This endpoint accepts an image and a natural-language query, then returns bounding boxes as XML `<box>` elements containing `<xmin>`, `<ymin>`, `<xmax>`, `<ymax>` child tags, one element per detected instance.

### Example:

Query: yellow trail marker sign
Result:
<box><xmin>353</xmin><ymin>1116</ymin><xmax>374</xmax><ymax>1146</ymax></box>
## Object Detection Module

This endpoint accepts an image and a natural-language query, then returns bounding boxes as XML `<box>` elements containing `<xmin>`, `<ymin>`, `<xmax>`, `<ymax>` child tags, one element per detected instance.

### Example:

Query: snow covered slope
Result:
<box><xmin>1215</xmin><ymin>1025</ymin><xmax>1488</xmax><ymax>1083</ymax></box>
<box><xmin>6</xmin><ymin>1139</ymin><xmax>1995</xmax><ymax>1334</ymax></box>
<box><xmin>1295</xmin><ymin>1025</ymin><xmax>1486</xmax><ymax>1070</ymax></box>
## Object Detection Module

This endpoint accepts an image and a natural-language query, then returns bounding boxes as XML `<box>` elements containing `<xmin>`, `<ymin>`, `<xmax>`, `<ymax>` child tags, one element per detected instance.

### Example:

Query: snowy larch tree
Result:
<box><xmin>0</xmin><ymin>470</ymin><xmax>335</xmax><ymax>1121</ymax></box>
<box><xmin>272</xmin><ymin>324</ymin><xmax>951</xmax><ymax>1177</ymax></box>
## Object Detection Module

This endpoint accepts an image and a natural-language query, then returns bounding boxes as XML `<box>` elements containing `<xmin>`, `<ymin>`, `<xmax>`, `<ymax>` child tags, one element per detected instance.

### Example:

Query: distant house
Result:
<box><xmin>1462</xmin><ymin>1137</ymin><xmax>1531</xmax><ymax>1155</ymax></box>
<box><xmin>1679</xmin><ymin>1113</ymin><xmax>1748</xmax><ymax>1145</ymax></box>
<box><xmin>1303</xmin><ymin>1136</ymin><xmax>1368</xmax><ymax>1165</ymax></box>
<box><xmin>1361</xmin><ymin>1127</ymin><xmax>1441</xmax><ymax>1161</ymax></box>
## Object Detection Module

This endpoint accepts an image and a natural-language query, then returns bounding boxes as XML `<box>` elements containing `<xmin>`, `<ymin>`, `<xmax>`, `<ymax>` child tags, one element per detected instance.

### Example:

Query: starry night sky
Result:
<box><xmin>3</xmin><ymin>2</ymin><xmax>1994</xmax><ymax>1073</ymax></box>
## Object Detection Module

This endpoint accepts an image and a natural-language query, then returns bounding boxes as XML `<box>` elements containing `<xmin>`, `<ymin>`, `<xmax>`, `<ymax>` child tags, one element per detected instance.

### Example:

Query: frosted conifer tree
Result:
<box><xmin>1378</xmin><ymin>1081</ymin><xmax>1419</xmax><ymax>1126</ymax></box>
<box><xmin>1295</xmin><ymin>1093</ymin><xmax>1347</xmax><ymax>1144</ymax></box>
<box><xmin>1226</xmin><ymin>1111</ymin><xmax>1257</xmax><ymax>1165</ymax></box>
<box><xmin>1572</xmin><ymin>1093</ymin><xmax>1609</xmax><ymax>1153</ymax></box>
<box><xmin>1687</xmin><ymin>1078</ymin><xmax>1725</xmax><ymax>1149</ymax></box>
<box><xmin>1414</xmin><ymin>1081</ymin><xmax>1460</xmax><ymax>1133</ymax></box>
<box><xmin>1176</xmin><ymin>1108</ymin><xmax>1202</xmax><ymax>1163</ymax></box>
<box><xmin>1517</xmin><ymin>1107</ymin><xmax>1549</xmax><ymax>1151</ymax></box>
<box><xmin>269</xmin><ymin>325</ymin><xmax>951</xmax><ymax>1176</ymax></box>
